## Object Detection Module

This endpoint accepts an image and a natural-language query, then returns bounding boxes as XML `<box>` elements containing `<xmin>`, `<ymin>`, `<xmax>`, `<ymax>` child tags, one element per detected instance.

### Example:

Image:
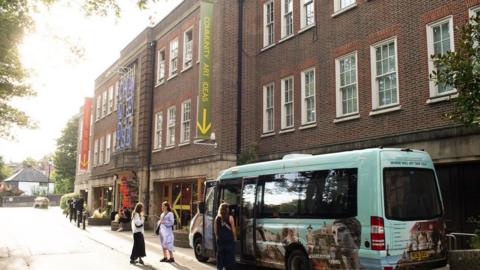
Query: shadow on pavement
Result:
<box><xmin>133</xmin><ymin>263</ymin><xmax>157</xmax><ymax>270</ymax></box>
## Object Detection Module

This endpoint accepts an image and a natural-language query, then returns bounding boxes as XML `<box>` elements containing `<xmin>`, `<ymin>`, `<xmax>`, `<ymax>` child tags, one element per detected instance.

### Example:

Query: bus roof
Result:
<box><xmin>217</xmin><ymin>148</ymin><xmax>428</xmax><ymax>181</ymax></box>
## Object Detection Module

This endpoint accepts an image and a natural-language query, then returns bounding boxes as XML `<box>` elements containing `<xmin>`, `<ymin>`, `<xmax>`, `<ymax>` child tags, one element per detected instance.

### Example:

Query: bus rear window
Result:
<box><xmin>384</xmin><ymin>168</ymin><xmax>442</xmax><ymax>221</ymax></box>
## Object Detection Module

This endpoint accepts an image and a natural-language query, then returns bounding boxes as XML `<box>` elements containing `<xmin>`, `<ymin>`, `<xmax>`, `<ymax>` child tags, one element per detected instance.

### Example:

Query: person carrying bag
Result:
<box><xmin>157</xmin><ymin>201</ymin><xmax>175</xmax><ymax>263</ymax></box>
<box><xmin>130</xmin><ymin>202</ymin><xmax>146</xmax><ymax>265</ymax></box>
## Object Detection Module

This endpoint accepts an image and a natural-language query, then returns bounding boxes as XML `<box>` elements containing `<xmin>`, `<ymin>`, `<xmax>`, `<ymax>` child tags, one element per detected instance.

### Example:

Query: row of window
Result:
<box><xmin>93</xmin><ymin>132</ymin><xmax>115</xmax><ymax>167</ymax></box>
<box><xmin>156</xmin><ymin>26</ymin><xmax>199</xmax><ymax>85</ymax></box>
<box><xmin>220</xmin><ymin>168</ymin><xmax>358</xmax><ymax>220</ymax></box>
<box><xmin>96</xmin><ymin>81</ymin><xmax>119</xmax><ymax>121</ymax></box>
<box><xmin>262</xmin><ymin>13</ymin><xmax>477</xmax><ymax>133</ymax></box>
<box><xmin>263</xmin><ymin>0</ymin><xmax>358</xmax><ymax>48</ymax></box>
<box><xmin>153</xmin><ymin>99</ymin><xmax>192</xmax><ymax>150</ymax></box>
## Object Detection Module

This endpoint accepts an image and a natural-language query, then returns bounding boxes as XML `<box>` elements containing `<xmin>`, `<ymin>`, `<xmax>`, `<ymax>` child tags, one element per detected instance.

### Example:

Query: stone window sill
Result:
<box><xmin>369</xmin><ymin>104</ymin><xmax>402</xmax><ymax>116</ymax></box>
<box><xmin>333</xmin><ymin>114</ymin><xmax>360</xmax><ymax>123</ymax></box>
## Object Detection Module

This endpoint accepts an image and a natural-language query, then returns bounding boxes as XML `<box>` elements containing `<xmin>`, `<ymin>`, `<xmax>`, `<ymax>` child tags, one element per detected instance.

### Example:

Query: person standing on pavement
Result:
<box><xmin>214</xmin><ymin>202</ymin><xmax>236</xmax><ymax>270</ymax></box>
<box><xmin>158</xmin><ymin>201</ymin><xmax>175</xmax><ymax>263</ymax></box>
<box><xmin>130</xmin><ymin>202</ymin><xmax>146</xmax><ymax>265</ymax></box>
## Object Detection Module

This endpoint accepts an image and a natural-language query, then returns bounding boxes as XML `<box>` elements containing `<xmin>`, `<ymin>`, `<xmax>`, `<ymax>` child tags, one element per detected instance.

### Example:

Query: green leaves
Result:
<box><xmin>0</xmin><ymin>0</ymin><xmax>36</xmax><ymax>138</ymax></box>
<box><xmin>431</xmin><ymin>15</ymin><xmax>480</xmax><ymax>126</ymax></box>
<box><xmin>53</xmin><ymin>115</ymin><xmax>79</xmax><ymax>194</ymax></box>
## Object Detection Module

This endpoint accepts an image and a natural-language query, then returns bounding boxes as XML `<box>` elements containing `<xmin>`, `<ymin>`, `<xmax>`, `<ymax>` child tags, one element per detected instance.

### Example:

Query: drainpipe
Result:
<box><xmin>145</xmin><ymin>39</ymin><xmax>156</xmax><ymax>217</ymax></box>
<box><xmin>236</xmin><ymin>0</ymin><xmax>244</xmax><ymax>160</ymax></box>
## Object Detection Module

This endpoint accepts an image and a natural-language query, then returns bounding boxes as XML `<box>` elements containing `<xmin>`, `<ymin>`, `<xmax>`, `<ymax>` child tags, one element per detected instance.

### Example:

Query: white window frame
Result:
<box><xmin>112</xmin><ymin>131</ymin><xmax>116</xmax><ymax>153</ymax></box>
<box><xmin>183</xmin><ymin>28</ymin><xmax>193</xmax><ymax>70</ymax></box>
<box><xmin>334</xmin><ymin>0</ymin><xmax>356</xmax><ymax>14</ymax></box>
<box><xmin>105</xmin><ymin>133</ymin><xmax>111</xmax><ymax>164</ymax></box>
<box><xmin>300</xmin><ymin>0</ymin><xmax>315</xmax><ymax>30</ymax></box>
<box><xmin>301</xmin><ymin>68</ymin><xmax>316</xmax><ymax>125</ymax></box>
<box><xmin>263</xmin><ymin>83</ymin><xmax>275</xmax><ymax>133</ymax></box>
<box><xmin>96</xmin><ymin>95</ymin><xmax>101</xmax><ymax>121</ymax></box>
<box><xmin>370</xmin><ymin>37</ymin><xmax>400</xmax><ymax>109</ymax></box>
<box><xmin>281</xmin><ymin>0</ymin><xmax>293</xmax><ymax>38</ymax></box>
<box><xmin>470</xmin><ymin>5</ymin><xmax>480</xmax><ymax>18</ymax></box>
<box><xmin>154</xmin><ymin>112</ymin><xmax>163</xmax><ymax>150</ymax></box>
<box><xmin>180</xmin><ymin>100</ymin><xmax>191</xmax><ymax>143</ymax></box>
<box><xmin>166</xmin><ymin>106</ymin><xmax>176</xmax><ymax>147</ymax></box>
<box><xmin>335</xmin><ymin>52</ymin><xmax>359</xmax><ymax>118</ymax></box>
<box><xmin>113</xmin><ymin>81</ymin><xmax>119</xmax><ymax>111</ymax></box>
<box><xmin>93</xmin><ymin>139</ymin><xmax>98</xmax><ymax>166</ymax></box>
<box><xmin>169</xmin><ymin>38</ymin><xmax>179</xmax><ymax>78</ymax></box>
<box><xmin>427</xmin><ymin>16</ymin><xmax>455</xmax><ymax>98</ymax></box>
<box><xmin>99</xmin><ymin>136</ymin><xmax>104</xmax><ymax>165</ymax></box>
<box><xmin>263</xmin><ymin>0</ymin><xmax>275</xmax><ymax>47</ymax></box>
<box><xmin>107</xmin><ymin>86</ymin><xmax>114</xmax><ymax>114</ymax></box>
<box><xmin>157</xmin><ymin>49</ymin><xmax>166</xmax><ymax>85</ymax></box>
<box><xmin>102</xmin><ymin>91</ymin><xmax>107</xmax><ymax>118</ymax></box>
<box><xmin>281</xmin><ymin>76</ymin><xmax>294</xmax><ymax>129</ymax></box>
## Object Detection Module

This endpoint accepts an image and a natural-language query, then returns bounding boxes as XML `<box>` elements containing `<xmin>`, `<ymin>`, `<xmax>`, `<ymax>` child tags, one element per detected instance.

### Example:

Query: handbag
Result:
<box><xmin>155</xmin><ymin>223</ymin><xmax>160</xmax><ymax>235</ymax></box>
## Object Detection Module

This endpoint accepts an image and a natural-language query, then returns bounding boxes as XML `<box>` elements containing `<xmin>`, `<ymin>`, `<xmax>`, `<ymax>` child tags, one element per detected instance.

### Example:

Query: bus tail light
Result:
<box><xmin>383</xmin><ymin>267</ymin><xmax>393</xmax><ymax>270</ymax></box>
<box><xmin>371</xmin><ymin>216</ymin><xmax>385</xmax><ymax>250</ymax></box>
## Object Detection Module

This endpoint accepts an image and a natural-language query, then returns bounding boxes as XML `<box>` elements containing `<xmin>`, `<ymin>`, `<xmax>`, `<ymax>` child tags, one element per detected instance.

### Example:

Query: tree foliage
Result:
<box><xmin>0</xmin><ymin>0</ymin><xmax>36</xmax><ymax>138</ymax></box>
<box><xmin>53</xmin><ymin>115</ymin><xmax>79</xmax><ymax>194</ymax></box>
<box><xmin>0</xmin><ymin>156</ymin><xmax>12</xmax><ymax>180</ymax></box>
<box><xmin>431</xmin><ymin>15</ymin><xmax>480</xmax><ymax>126</ymax></box>
<box><xmin>1</xmin><ymin>0</ymin><xmax>160</xmax><ymax>138</ymax></box>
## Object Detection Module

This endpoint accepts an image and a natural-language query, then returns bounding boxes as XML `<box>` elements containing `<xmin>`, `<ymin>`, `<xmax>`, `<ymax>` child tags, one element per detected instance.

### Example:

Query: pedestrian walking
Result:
<box><xmin>157</xmin><ymin>201</ymin><xmax>175</xmax><ymax>263</ymax></box>
<box><xmin>130</xmin><ymin>202</ymin><xmax>146</xmax><ymax>265</ymax></box>
<box><xmin>214</xmin><ymin>203</ymin><xmax>236</xmax><ymax>270</ymax></box>
<box><xmin>69</xmin><ymin>198</ymin><xmax>75</xmax><ymax>222</ymax></box>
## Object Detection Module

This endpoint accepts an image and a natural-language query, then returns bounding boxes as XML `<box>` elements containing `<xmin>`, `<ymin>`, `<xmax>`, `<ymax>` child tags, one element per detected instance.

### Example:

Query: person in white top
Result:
<box><xmin>157</xmin><ymin>201</ymin><xmax>175</xmax><ymax>263</ymax></box>
<box><xmin>130</xmin><ymin>202</ymin><xmax>146</xmax><ymax>265</ymax></box>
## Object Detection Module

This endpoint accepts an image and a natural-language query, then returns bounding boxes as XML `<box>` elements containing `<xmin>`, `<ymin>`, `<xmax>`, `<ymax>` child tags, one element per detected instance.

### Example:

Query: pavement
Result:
<box><xmin>0</xmin><ymin>207</ymin><xmax>217</xmax><ymax>270</ymax></box>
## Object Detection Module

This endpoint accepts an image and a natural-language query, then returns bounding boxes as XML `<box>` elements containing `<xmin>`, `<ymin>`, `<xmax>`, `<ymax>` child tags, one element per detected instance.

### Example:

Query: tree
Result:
<box><xmin>22</xmin><ymin>157</ymin><xmax>38</xmax><ymax>167</ymax></box>
<box><xmin>0</xmin><ymin>156</ymin><xmax>12</xmax><ymax>180</ymax></box>
<box><xmin>1</xmin><ymin>0</ymin><xmax>159</xmax><ymax>138</ymax></box>
<box><xmin>431</xmin><ymin>15</ymin><xmax>480</xmax><ymax>126</ymax></box>
<box><xmin>53</xmin><ymin>115</ymin><xmax>79</xmax><ymax>194</ymax></box>
<box><xmin>0</xmin><ymin>1</ymin><xmax>36</xmax><ymax>138</ymax></box>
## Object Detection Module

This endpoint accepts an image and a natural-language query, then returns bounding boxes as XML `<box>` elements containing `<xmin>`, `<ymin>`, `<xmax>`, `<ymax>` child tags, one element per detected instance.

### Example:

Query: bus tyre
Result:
<box><xmin>194</xmin><ymin>236</ymin><xmax>209</xmax><ymax>262</ymax></box>
<box><xmin>287</xmin><ymin>249</ymin><xmax>311</xmax><ymax>270</ymax></box>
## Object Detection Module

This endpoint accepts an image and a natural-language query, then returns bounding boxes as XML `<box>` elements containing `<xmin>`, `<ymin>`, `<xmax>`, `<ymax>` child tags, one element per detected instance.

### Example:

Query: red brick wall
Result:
<box><xmin>242</xmin><ymin>0</ymin><xmax>480</xmax><ymax>159</ymax></box>
<box><xmin>151</xmin><ymin>0</ymin><xmax>239</xmax><ymax>168</ymax></box>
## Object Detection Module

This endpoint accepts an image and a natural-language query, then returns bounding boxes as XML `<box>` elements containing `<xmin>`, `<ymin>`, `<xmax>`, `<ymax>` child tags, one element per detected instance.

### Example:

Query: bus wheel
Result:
<box><xmin>287</xmin><ymin>249</ymin><xmax>311</xmax><ymax>270</ymax></box>
<box><xmin>194</xmin><ymin>236</ymin><xmax>209</xmax><ymax>262</ymax></box>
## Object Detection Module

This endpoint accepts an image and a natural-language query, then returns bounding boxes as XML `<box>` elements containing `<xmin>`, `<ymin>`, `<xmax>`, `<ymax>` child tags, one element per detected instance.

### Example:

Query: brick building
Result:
<box><xmin>148</xmin><ymin>0</ymin><xmax>239</xmax><ymax>229</ymax></box>
<box><xmin>75</xmin><ymin>0</ymin><xmax>480</xmax><ymax>235</ymax></box>
<box><xmin>240</xmin><ymin>0</ymin><xmax>480</xmax><ymax>233</ymax></box>
<box><xmin>79</xmin><ymin>28</ymin><xmax>156</xmax><ymax>214</ymax></box>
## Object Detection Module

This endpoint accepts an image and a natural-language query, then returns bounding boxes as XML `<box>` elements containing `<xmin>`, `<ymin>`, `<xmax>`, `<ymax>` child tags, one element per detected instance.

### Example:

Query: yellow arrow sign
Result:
<box><xmin>196</xmin><ymin>108</ymin><xmax>212</xmax><ymax>135</ymax></box>
<box><xmin>80</xmin><ymin>155</ymin><xmax>88</xmax><ymax>168</ymax></box>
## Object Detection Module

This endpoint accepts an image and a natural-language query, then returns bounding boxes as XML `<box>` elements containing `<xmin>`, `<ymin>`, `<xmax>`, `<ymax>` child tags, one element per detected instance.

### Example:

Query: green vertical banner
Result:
<box><xmin>197</xmin><ymin>0</ymin><xmax>216</xmax><ymax>140</ymax></box>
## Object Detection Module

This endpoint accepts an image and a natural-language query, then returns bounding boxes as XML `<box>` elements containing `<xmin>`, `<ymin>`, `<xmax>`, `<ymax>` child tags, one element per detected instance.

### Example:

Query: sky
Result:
<box><xmin>0</xmin><ymin>0</ymin><xmax>182</xmax><ymax>163</ymax></box>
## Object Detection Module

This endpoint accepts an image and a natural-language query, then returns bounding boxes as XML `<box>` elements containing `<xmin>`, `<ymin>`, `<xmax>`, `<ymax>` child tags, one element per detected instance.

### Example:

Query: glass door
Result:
<box><xmin>241</xmin><ymin>178</ymin><xmax>257</xmax><ymax>261</ymax></box>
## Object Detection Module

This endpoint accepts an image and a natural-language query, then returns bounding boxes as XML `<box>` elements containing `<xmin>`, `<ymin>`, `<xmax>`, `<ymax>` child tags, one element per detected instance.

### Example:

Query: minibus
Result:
<box><xmin>189</xmin><ymin>148</ymin><xmax>447</xmax><ymax>270</ymax></box>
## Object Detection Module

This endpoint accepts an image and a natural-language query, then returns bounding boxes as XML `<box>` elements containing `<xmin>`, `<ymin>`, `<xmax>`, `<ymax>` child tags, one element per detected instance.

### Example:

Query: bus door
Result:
<box><xmin>219</xmin><ymin>179</ymin><xmax>243</xmax><ymax>258</ymax></box>
<box><xmin>202</xmin><ymin>181</ymin><xmax>217</xmax><ymax>257</ymax></box>
<box><xmin>240</xmin><ymin>177</ymin><xmax>258</xmax><ymax>261</ymax></box>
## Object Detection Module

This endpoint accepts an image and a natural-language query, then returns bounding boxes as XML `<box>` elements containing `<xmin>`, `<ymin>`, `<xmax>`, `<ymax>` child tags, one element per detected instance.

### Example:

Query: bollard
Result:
<box><xmin>82</xmin><ymin>213</ymin><xmax>86</xmax><ymax>230</ymax></box>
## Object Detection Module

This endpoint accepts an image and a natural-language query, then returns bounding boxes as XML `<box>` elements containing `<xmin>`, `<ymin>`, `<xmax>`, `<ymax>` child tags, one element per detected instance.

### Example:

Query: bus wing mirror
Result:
<box><xmin>198</xmin><ymin>202</ymin><xmax>205</xmax><ymax>214</ymax></box>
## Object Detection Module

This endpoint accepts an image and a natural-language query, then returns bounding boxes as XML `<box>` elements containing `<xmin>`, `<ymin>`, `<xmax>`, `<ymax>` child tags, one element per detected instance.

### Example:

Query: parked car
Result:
<box><xmin>33</xmin><ymin>197</ymin><xmax>49</xmax><ymax>209</ymax></box>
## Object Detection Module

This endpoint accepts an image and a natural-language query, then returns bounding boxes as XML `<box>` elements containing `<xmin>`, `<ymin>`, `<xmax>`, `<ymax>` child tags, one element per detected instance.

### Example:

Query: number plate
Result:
<box><xmin>410</xmin><ymin>250</ymin><xmax>429</xmax><ymax>261</ymax></box>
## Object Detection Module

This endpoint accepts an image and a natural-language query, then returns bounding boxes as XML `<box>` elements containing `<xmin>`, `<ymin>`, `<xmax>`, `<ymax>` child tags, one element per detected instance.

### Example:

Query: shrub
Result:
<box><xmin>470</xmin><ymin>216</ymin><xmax>480</xmax><ymax>249</ymax></box>
<box><xmin>59</xmin><ymin>192</ymin><xmax>81</xmax><ymax>210</ymax></box>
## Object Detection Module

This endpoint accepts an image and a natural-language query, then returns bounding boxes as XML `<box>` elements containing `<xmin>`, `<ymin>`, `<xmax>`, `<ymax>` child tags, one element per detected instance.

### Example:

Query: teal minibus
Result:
<box><xmin>189</xmin><ymin>148</ymin><xmax>447</xmax><ymax>270</ymax></box>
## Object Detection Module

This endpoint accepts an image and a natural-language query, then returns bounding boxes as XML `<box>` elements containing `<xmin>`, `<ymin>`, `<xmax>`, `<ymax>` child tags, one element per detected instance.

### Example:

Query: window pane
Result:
<box><xmin>384</xmin><ymin>168</ymin><xmax>442</xmax><ymax>220</ymax></box>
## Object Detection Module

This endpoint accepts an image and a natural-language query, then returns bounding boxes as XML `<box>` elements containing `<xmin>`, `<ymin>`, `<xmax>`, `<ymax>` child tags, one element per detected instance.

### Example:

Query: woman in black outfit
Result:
<box><xmin>130</xmin><ymin>202</ymin><xmax>146</xmax><ymax>264</ymax></box>
<box><xmin>214</xmin><ymin>203</ymin><xmax>236</xmax><ymax>270</ymax></box>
